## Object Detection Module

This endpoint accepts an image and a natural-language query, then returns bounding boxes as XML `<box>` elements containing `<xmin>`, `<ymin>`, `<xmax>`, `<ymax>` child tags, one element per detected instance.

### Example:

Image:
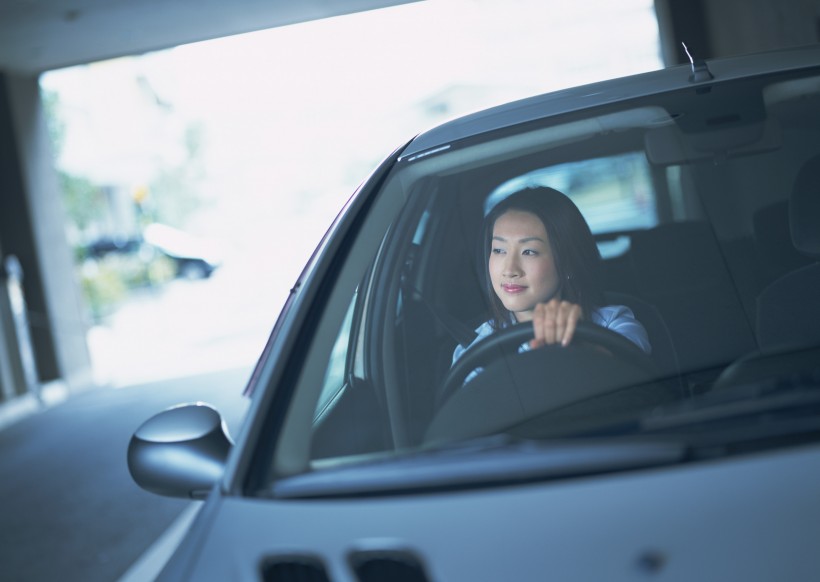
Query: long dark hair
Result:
<box><xmin>483</xmin><ymin>186</ymin><xmax>604</xmax><ymax>329</ymax></box>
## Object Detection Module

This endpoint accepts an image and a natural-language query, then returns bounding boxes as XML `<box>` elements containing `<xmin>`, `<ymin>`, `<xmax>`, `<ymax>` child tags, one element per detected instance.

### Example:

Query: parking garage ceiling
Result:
<box><xmin>0</xmin><ymin>0</ymin><xmax>420</xmax><ymax>75</ymax></box>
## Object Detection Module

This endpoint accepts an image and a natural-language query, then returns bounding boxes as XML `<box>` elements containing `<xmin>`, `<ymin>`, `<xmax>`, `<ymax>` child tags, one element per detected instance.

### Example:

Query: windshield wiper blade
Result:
<box><xmin>269</xmin><ymin>437</ymin><xmax>686</xmax><ymax>499</ymax></box>
<box><xmin>642</xmin><ymin>388</ymin><xmax>820</xmax><ymax>432</ymax></box>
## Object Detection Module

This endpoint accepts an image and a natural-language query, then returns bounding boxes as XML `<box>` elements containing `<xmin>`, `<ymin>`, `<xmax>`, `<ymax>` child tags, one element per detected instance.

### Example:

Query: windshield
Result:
<box><xmin>266</xmin><ymin>65</ymin><xmax>820</xmax><ymax>489</ymax></box>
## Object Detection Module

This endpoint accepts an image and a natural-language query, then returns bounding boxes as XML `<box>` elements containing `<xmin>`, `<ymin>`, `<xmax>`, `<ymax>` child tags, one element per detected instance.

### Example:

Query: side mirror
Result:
<box><xmin>127</xmin><ymin>402</ymin><xmax>232</xmax><ymax>499</ymax></box>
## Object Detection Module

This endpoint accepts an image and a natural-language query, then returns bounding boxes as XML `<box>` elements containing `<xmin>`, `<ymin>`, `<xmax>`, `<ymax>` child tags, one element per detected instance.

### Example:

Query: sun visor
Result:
<box><xmin>645</xmin><ymin>117</ymin><xmax>782</xmax><ymax>165</ymax></box>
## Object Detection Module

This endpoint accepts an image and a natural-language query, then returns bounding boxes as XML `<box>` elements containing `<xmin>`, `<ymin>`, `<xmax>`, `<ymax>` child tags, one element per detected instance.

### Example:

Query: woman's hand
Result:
<box><xmin>529</xmin><ymin>299</ymin><xmax>583</xmax><ymax>349</ymax></box>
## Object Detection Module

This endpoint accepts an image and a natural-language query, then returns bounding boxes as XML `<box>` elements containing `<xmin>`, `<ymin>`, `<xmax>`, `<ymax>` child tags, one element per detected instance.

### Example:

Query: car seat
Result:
<box><xmin>603</xmin><ymin>291</ymin><xmax>686</xmax><ymax>397</ymax></box>
<box><xmin>756</xmin><ymin>154</ymin><xmax>820</xmax><ymax>350</ymax></box>
<box><xmin>627</xmin><ymin>221</ymin><xmax>757</xmax><ymax>380</ymax></box>
<box><xmin>752</xmin><ymin>200</ymin><xmax>814</xmax><ymax>292</ymax></box>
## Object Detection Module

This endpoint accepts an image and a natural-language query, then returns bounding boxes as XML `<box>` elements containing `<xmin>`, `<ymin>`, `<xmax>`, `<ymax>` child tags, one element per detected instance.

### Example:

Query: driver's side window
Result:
<box><xmin>313</xmin><ymin>293</ymin><xmax>357</xmax><ymax>423</ymax></box>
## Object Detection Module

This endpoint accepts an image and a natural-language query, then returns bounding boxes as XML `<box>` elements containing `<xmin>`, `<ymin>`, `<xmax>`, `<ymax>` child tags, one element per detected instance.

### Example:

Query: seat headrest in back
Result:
<box><xmin>790</xmin><ymin>154</ymin><xmax>820</xmax><ymax>258</ymax></box>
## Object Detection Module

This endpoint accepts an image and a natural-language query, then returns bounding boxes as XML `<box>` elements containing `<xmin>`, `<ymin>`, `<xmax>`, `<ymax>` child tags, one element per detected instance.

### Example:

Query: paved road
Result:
<box><xmin>0</xmin><ymin>366</ymin><xmax>252</xmax><ymax>582</ymax></box>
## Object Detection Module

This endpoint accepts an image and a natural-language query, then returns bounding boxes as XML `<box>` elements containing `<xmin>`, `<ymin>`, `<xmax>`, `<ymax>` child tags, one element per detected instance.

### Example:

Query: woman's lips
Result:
<box><xmin>502</xmin><ymin>283</ymin><xmax>526</xmax><ymax>294</ymax></box>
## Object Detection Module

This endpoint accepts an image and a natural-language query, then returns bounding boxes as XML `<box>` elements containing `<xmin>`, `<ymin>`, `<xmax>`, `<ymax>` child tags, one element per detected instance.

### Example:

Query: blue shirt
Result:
<box><xmin>451</xmin><ymin>305</ymin><xmax>651</xmax><ymax>384</ymax></box>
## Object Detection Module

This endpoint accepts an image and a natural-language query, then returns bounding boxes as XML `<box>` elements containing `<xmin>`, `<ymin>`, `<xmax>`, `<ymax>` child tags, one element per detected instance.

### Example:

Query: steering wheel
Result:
<box><xmin>439</xmin><ymin>320</ymin><xmax>657</xmax><ymax>409</ymax></box>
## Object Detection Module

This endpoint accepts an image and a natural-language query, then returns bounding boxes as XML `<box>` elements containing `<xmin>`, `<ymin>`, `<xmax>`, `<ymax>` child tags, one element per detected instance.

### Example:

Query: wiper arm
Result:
<box><xmin>643</xmin><ymin>386</ymin><xmax>820</xmax><ymax>432</ymax></box>
<box><xmin>270</xmin><ymin>436</ymin><xmax>685</xmax><ymax>499</ymax></box>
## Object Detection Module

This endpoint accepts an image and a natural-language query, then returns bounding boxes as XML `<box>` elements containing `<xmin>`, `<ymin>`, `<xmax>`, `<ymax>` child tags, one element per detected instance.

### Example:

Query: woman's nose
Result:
<box><xmin>503</xmin><ymin>255</ymin><xmax>522</xmax><ymax>276</ymax></box>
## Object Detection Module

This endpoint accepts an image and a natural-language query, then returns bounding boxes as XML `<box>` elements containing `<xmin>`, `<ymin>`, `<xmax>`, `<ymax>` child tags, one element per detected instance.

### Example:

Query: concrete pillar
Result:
<box><xmin>654</xmin><ymin>0</ymin><xmax>713</xmax><ymax>66</ymax></box>
<box><xmin>0</xmin><ymin>71</ymin><xmax>93</xmax><ymax>394</ymax></box>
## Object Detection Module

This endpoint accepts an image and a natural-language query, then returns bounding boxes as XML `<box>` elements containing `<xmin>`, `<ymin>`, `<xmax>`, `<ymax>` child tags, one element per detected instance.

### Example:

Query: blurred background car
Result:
<box><xmin>84</xmin><ymin>223</ymin><xmax>222</xmax><ymax>280</ymax></box>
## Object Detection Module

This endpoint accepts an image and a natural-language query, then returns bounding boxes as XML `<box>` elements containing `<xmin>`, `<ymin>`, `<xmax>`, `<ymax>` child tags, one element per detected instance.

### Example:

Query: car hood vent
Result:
<box><xmin>260</xmin><ymin>556</ymin><xmax>330</xmax><ymax>582</ymax></box>
<box><xmin>350</xmin><ymin>550</ymin><xmax>430</xmax><ymax>582</ymax></box>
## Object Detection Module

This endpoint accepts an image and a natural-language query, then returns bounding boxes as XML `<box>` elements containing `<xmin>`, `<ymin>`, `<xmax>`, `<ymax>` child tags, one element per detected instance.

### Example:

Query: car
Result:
<box><xmin>128</xmin><ymin>45</ymin><xmax>820</xmax><ymax>581</ymax></box>
<box><xmin>83</xmin><ymin>235</ymin><xmax>142</xmax><ymax>259</ymax></box>
<box><xmin>84</xmin><ymin>223</ymin><xmax>222</xmax><ymax>280</ymax></box>
<box><xmin>141</xmin><ymin>223</ymin><xmax>223</xmax><ymax>279</ymax></box>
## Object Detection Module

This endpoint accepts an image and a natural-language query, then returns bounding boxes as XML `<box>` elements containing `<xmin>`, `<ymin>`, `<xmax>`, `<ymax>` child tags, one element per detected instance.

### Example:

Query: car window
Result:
<box><xmin>312</xmin><ymin>293</ymin><xmax>357</xmax><ymax>423</ymax></box>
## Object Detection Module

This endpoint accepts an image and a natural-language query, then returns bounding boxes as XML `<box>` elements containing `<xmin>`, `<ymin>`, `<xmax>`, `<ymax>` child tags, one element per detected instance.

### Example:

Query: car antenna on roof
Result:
<box><xmin>682</xmin><ymin>42</ymin><xmax>714</xmax><ymax>83</ymax></box>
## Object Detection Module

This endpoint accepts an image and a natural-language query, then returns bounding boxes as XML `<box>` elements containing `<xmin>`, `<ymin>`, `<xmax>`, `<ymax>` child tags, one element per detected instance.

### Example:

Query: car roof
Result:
<box><xmin>399</xmin><ymin>44</ymin><xmax>820</xmax><ymax>161</ymax></box>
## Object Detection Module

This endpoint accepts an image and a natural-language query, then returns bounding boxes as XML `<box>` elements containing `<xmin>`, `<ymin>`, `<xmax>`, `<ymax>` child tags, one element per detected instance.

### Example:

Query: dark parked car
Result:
<box><xmin>129</xmin><ymin>45</ymin><xmax>820</xmax><ymax>580</ymax></box>
<box><xmin>85</xmin><ymin>223</ymin><xmax>222</xmax><ymax>280</ymax></box>
<box><xmin>84</xmin><ymin>235</ymin><xmax>142</xmax><ymax>258</ymax></box>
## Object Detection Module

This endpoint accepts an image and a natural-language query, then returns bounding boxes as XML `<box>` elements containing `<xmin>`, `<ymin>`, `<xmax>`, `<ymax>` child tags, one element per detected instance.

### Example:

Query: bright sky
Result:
<box><xmin>39</xmin><ymin>0</ymin><xmax>664</xmax><ymax>385</ymax></box>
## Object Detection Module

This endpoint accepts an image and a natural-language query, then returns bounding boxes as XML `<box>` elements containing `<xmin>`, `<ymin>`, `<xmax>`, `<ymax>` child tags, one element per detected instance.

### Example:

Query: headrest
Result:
<box><xmin>753</xmin><ymin>200</ymin><xmax>812</xmax><ymax>279</ymax></box>
<box><xmin>790</xmin><ymin>154</ymin><xmax>820</xmax><ymax>258</ymax></box>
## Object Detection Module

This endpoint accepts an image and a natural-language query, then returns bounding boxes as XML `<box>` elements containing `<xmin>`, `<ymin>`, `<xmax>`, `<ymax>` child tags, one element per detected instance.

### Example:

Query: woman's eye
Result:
<box><xmin>491</xmin><ymin>248</ymin><xmax>505</xmax><ymax>255</ymax></box>
<box><xmin>523</xmin><ymin>249</ymin><xmax>538</xmax><ymax>256</ymax></box>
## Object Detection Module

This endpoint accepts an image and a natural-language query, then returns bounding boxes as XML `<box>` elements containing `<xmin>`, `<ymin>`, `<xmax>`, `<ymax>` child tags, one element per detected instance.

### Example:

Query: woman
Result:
<box><xmin>452</xmin><ymin>186</ymin><xmax>650</xmax><ymax>382</ymax></box>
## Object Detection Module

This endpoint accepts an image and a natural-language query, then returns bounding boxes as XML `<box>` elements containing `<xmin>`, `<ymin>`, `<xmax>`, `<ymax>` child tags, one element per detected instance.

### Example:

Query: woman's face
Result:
<box><xmin>489</xmin><ymin>209</ymin><xmax>561</xmax><ymax>322</ymax></box>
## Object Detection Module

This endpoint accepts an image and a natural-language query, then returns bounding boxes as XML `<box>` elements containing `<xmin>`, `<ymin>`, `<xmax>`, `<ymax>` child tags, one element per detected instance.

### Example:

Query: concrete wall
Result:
<box><xmin>707</xmin><ymin>0</ymin><xmax>820</xmax><ymax>57</ymax></box>
<box><xmin>657</xmin><ymin>0</ymin><xmax>820</xmax><ymax>65</ymax></box>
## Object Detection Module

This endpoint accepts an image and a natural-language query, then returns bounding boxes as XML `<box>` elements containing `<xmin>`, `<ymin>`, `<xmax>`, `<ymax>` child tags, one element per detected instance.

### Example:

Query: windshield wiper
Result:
<box><xmin>269</xmin><ymin>435</ymin><xmax>686</xmax><ymax>499</ymax></box>
<box><xmin>642</xmin><ymin>389</ymin><xmax>820</xmax><ymax>432</ymax></box>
